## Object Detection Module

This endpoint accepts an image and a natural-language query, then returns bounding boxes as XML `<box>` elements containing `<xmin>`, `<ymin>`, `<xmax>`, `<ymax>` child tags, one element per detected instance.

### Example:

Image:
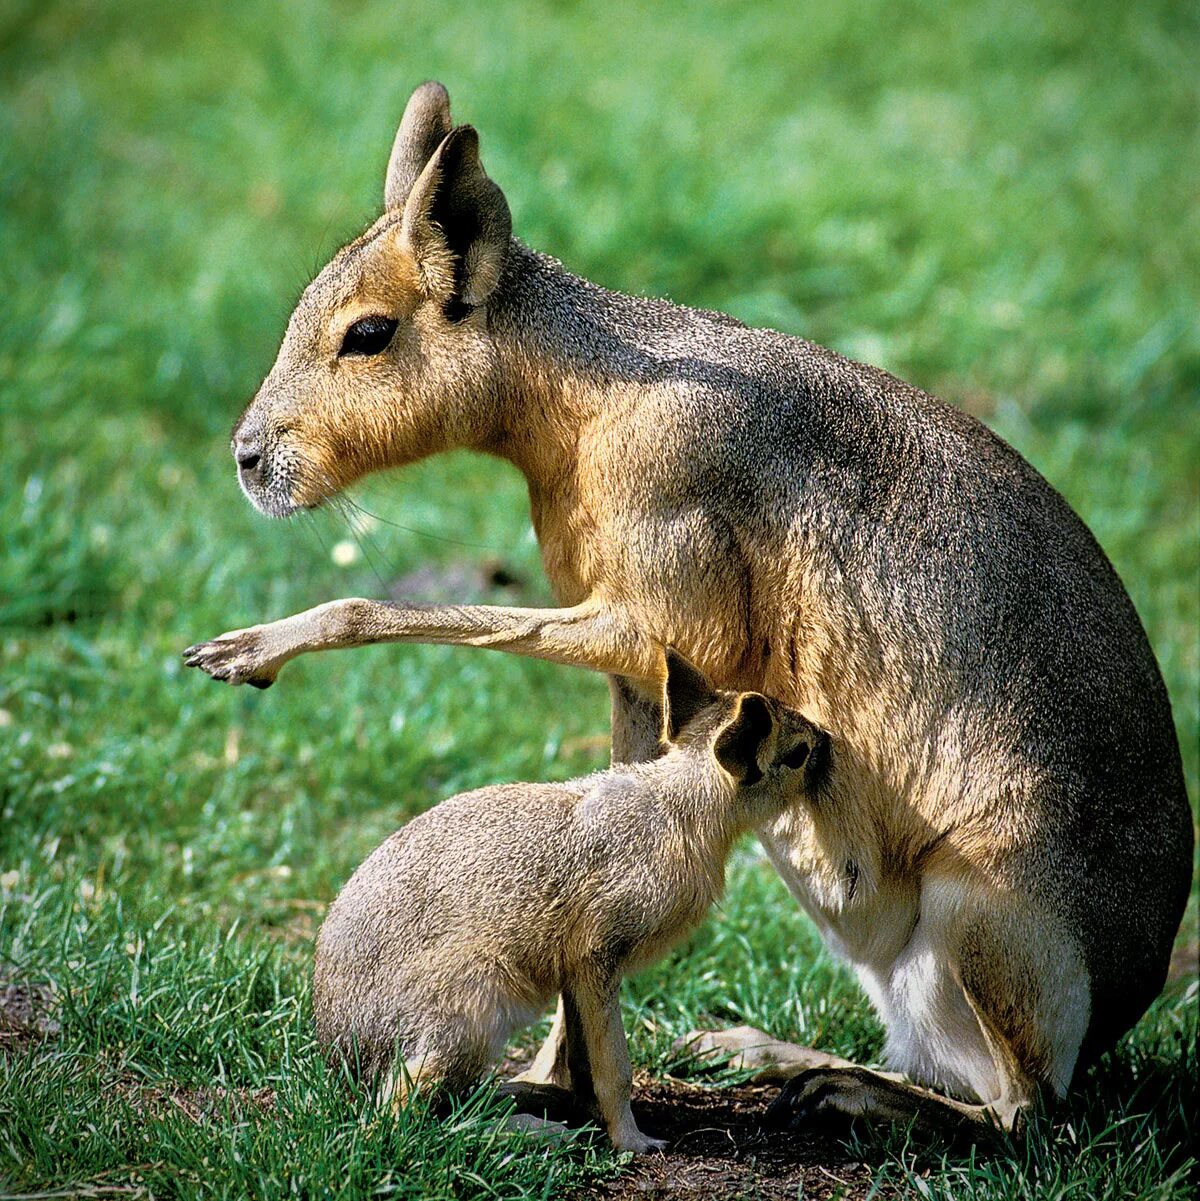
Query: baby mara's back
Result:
<box><xmin>313</xmin><ymin>767</ymin><xmax>721</xmax><ymax>1086</ymax></box>
<box><xmin>314</xmin><ymin>778</ymin><xmax>639</xmax><ymax>1080</ymax></box>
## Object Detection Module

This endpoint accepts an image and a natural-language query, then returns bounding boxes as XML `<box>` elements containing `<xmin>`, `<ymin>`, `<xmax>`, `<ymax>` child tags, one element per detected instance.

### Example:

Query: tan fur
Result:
<box><xmin>312</xmin><ymin>655</ymin><xmax>828</xmax><ymax>1153</ymax></box>
<box><xmin>187</xmin><ymin>82</ymin><xmax>1193</xmax><ymax>1141</ymax></box>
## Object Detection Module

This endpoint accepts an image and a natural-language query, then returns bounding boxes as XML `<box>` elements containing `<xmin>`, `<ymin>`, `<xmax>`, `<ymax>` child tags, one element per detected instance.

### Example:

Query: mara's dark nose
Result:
<box><xmin>234</xmin><ymin>439</ymin><xmax>262</xmax><ymax>474</ymax></box>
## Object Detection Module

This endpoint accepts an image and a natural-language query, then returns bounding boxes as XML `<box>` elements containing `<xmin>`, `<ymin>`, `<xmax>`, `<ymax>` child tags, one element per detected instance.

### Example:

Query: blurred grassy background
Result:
<box><xmin>1</xmin><ymin>0</ymin><xmax>1196</xmax><ymax>1197</ymax></box>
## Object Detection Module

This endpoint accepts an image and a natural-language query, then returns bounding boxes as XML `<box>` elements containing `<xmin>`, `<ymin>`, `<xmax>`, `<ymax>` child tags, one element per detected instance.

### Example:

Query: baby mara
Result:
<box><xmin>313</xmin><ymin>651</ymin><xmax>830</xmax><ymax>1152</ymax></box>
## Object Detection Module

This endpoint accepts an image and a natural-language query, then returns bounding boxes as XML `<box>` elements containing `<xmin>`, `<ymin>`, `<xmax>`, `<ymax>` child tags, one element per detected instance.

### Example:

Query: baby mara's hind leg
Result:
<box><xmin>376</xmin><ymin>988</ymin><xmax>534</xmax><ymax>1115</ymax></box>
<box><xmin>767</xmin><ymin>886</ymin><xmax>1088</xmax><ymax>1141</ymax></box>
<box><xmin>376</xmin><ymin>1046</ymin><xmax>477</xmax><ymax>1115</ymax></box>
<box><xmin>377</xmin><ymin>1024</ymin><xmax>577</xmax><ymax>1141</ymax></box>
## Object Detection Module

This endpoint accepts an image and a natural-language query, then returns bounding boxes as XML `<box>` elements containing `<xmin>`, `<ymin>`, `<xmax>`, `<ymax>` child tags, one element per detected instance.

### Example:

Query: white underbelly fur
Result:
<box><xmin>757</xmin><ymin>827</ymin><xmax>1002</xmax><ymax>1104</ymax></box>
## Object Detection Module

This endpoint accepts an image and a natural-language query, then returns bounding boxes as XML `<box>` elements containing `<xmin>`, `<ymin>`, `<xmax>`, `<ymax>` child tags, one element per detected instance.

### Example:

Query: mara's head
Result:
<box><xmin>232</xmin><ymin>81</ymin><xmax>512</xmax><ymax>517</ymax></box>
<box><xmin>660</xmin><ymin>649</ymin><xmax>831</xmax><ymax>824</ymax></box>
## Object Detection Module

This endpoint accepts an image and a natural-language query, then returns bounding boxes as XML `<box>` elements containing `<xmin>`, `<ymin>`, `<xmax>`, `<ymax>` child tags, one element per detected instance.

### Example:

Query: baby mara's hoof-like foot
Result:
<box><xmin>182</xmin><ymin>627</ymin><xmax>281</xmax><ymax>688</ymax></box>
<box><xmin>673</xmin><ymin>1025</ymin><xmax>855</xmax><ymax>1084</ymax></box>
<box><xmin>502</xmin><ymin>1113</ymin><xmax>578</xmax><ymax>1144</ymax></box>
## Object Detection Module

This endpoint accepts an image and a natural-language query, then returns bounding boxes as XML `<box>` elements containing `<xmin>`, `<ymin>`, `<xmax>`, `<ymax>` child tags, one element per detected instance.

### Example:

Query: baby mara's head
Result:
<box><xmin>658</xmin><ymin>649</ymin><xmax>831</xmax><ymax>828</ymax></box>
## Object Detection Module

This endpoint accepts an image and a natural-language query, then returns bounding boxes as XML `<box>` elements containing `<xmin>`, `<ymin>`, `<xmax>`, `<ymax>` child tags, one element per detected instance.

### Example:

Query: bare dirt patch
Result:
<box><xmin>0</xmin><ymin>967</ymin><xmax>60</xmax><ymax>1053</ymax></box>
<box><xmin>565</xmin><ymin>1077</ymin><xmax>888</xmax><ymax>1201</ymax></box>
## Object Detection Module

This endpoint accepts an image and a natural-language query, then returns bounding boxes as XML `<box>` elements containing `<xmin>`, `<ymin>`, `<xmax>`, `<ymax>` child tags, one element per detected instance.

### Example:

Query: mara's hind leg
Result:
<box><xmin>766</xmin><ymin>886</ymin><xmax>1089</xmax><ymax>1140</ymax></box>
<box><xmin>764</xmin><ymin>1062</ymin><xmax>1031</xmax><ymax>1142</ymax></box>
<box><xmin>673</xmin><ymin>1026</ymin><xmax>860</xmax><ymax>1084</ymax></box>
<box><xmin>763</xmin><ymin>987</ymin><xmax>1046</xmax><ymax>1141</ymax></box>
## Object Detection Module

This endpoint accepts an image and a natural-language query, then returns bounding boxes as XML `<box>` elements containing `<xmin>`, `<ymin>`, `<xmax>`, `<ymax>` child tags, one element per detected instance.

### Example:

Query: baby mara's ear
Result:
<box><xmin>661</xmin><ymin>647</ymin><xmax>719</xmax><ymax>743</ymax></box>
<box><xmin>713</xmin><ymin>694</ymin><xmax>777</xmax><ymax>786</ymax></box>
<box><xmin>773</xmin><ymin>710</ymin><xmax>832</xmax><ymax>785</ymax></box>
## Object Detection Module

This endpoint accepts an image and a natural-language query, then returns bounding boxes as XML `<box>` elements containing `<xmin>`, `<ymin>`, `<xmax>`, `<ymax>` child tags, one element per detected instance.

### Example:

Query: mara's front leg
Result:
<box><xmin>183</xmin><ymin>597</ymin><xmax>658</xmax><ymax>687</ymax></box>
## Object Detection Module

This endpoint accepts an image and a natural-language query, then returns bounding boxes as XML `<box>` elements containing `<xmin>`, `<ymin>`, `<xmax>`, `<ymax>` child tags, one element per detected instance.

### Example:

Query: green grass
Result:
<box><xmin>1</xmin><ymin>0</ymin><xmax>1196</xmax><ymax>1197</ymax></box>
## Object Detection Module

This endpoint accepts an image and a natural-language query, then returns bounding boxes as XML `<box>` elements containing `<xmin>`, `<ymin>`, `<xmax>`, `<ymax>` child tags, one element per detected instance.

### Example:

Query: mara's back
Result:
<box><xmin>501</xmin><ymin>248</ymin><xmax>1184</xmax><ymax>788</ymax></box>
<box><xmin>493</xmin><ymin>246</ymin><xmax>1191</xmax><ymax>1054</ymax></box>
<box><xmin>316</xmin><ymin>783</ymin><xmax>581</xmax><ymax>970</ymax></box>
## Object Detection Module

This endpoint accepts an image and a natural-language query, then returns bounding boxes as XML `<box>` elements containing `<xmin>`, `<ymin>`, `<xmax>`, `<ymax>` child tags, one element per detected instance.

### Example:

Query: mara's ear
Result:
<box><xmin>400</xmin><ymin>124</ymin><xmax>512</xmax><ymax>312</ymax></box>
<box><xmin>385</xmin><ymin>81</ymin><xmax>453</xmax><ymax>211</ymax></box>
<box><xmin>713</xmin><ymin>694</ymin><xmax>776</xmax><ymax>786</ymax></box>
<box><xmin>661</xmin><ymin>648</ymin><xmax>717</xmax><ymax>742</ymax></box>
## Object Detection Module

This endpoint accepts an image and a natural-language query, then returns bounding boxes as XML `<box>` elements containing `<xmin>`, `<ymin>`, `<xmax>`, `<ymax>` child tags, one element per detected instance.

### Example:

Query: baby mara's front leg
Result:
<box><xmin>515</xmin><ymin>678</ymin><xmax>665</xmax><ymax>1095</ymax></box>
<box><xmin>563</xmin><ymin>976</ymin><xmax>666</xmax><ymax>1155</ymax></box>
<box><xmin>183</xmin><ymin>596</ymin><xmax>658</xmax><ymax>687</ymax></box>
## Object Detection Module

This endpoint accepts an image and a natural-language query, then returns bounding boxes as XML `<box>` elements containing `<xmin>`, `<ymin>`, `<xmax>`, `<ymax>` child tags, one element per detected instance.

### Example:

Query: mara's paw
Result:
<box><xmin>182</xmin><ymin>627</ymin><xmax>282</xmax><ymax>688</ymax></box>
<box><xmin>673</xmin><ymin>1026</ymin><xmax>852</xmax><ymax>1084</ymax></box>
<box><xmin>764</xmin><ymin>1066</ymin><xmax>898</xmax><ymax>1132</ymax></box>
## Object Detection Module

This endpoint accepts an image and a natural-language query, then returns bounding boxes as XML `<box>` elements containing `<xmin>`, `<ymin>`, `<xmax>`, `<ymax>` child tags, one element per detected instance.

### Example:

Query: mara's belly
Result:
<box><xmin>756</xmin><ymin>813</ymin><xmax>1001</xmax><ymax>1101</ymax></box>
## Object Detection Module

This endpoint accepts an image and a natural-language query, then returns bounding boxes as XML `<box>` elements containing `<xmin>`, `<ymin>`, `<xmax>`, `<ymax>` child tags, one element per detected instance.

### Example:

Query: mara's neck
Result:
<box><xmin>484</xmin><ymin>240</ymin><xmax>656</xmax><ymax>491</ymax></box>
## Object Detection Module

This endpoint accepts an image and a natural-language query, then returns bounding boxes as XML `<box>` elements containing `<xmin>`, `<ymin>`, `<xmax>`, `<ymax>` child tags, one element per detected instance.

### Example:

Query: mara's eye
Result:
<box><xmin>338</xmin><ymin>315</ymin><xmax>398</xmax><ymax>357</ymax></box>
<box><xmin>780</xmin><ymin>741</ymin><xmax>810</xmax><ymax>770</ymax></box>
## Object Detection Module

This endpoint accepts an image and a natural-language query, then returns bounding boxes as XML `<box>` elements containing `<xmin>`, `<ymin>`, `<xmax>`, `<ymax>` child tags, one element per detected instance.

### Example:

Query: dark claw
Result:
<box><xmin>247</xmin><ymin>677</ymin><xmax>274</xmax><ymax>690</ymax></box>
<box><xmin>763</xmin><ymin>1069</ymin><xmax>840</xmax><ymax>1131</ymax></box>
